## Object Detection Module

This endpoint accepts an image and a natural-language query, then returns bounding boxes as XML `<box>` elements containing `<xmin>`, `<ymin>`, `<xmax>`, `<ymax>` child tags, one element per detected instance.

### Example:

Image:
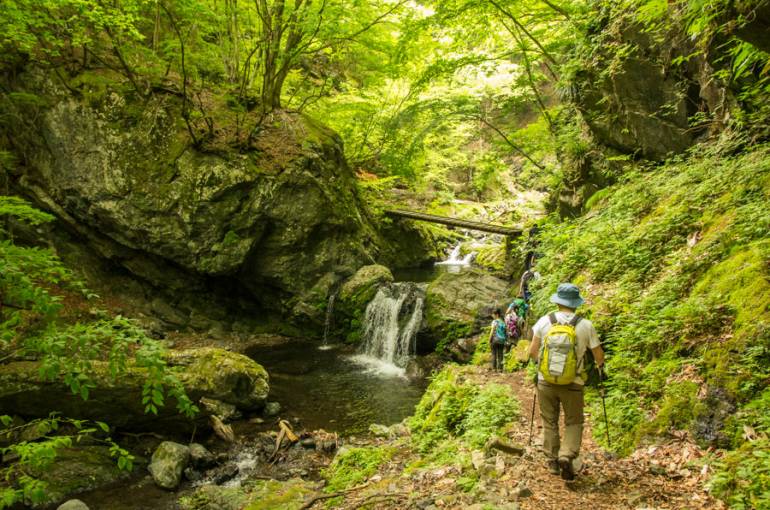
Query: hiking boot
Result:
<box><xmin>558</xmin><ymin>456</ymin><xmax>575</xmax><ymax>481</ymax></box>
<box><xmin>547</xmin><ymin>459</ymin><xmax>560</xmax><ymax>475</ymax></box>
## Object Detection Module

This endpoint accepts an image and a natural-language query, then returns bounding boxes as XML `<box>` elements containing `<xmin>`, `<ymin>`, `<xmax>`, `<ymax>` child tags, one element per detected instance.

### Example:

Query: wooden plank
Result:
<box><xmin>385</xmin><ymin>209</ymin><xmax>522</xmax><ymax>236</ymax></box>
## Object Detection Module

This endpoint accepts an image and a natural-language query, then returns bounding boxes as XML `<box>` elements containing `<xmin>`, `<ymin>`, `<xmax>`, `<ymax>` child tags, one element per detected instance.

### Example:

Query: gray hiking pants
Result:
<box><xmin>491</xmin><ymin>343</ymin><xmax>505</xmax><ymax>371</ymax></box>
<box><xmin>537</xmin><ymin>381</ymin><xmax>584</xmax><ymax>460</ymax></box>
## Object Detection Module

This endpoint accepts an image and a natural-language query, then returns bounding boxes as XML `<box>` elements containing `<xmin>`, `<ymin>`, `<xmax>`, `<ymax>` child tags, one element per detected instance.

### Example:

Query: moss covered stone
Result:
<box><xmin>423</xmin><ymin>269</ymin><xmax>509</xmax><ymax>352</ymax></box>
<box><xmin>179</xmin><ymin>479</ymin><xmax>314</xmax><ymax>510</ymax></box>
<box><xmin>28</xmin><ymin>446</ymin><xmax>131</xmax><ymax>507</ymax></box>
<box><xmin>334</xmin><ymin>264</ymin><xmax>394</xmax><ymax>343</ymax></box>
<box><xmin>0</xmin><ymin>348</ymin><xmax>268</xmax><ymax>431</ymax></box>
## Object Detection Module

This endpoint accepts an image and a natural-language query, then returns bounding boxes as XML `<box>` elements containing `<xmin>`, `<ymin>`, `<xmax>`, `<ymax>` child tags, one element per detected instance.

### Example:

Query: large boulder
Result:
<box><xmin>0</xmin><ymin>348</ymin><xmax>268</xmax><ymax>431</ymax></box>
<box><xmin>148</xmin><ymin>441</ymin><xmax>190</xmax><ymax>490</ymax></box>
<box><xmin>28</xmin><ymin>446</ymin><xmax>131</xmax><ymax>507</ymax></box>
<box><xmin>6</xmin><ymin>71</ymin><xmax>379</xmax><ymax>329</ymax></box>
<box><xmin>420</xmin><ymin>269</ymin><xmax>510</xmax><ymax>353</ymax></box>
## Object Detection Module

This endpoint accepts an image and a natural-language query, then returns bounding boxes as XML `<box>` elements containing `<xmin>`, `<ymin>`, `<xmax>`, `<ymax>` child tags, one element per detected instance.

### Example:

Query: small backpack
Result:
<box><xmin>538</xmin><ymin>314</ymin><xmax>583</xmax><ymax>385</ymax></box>
<box><xmin>493</xmin><ymin>319</ymin><xmax>507</xmax><ymax>344</ymax></box>
<box><xmin>505</xmin><ymin>312</ymin><xmax>520</xmax><ymax>340</ymax></box>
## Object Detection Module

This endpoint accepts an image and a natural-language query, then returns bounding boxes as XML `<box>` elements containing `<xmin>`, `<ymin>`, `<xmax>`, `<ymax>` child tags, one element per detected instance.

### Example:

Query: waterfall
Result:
<box><xmin>319</xmin><ymin>292</ymin><xmax>336</xmax><ymax>350</ymax></box>
<box><xmin>352</xmin><ymin>282</ymin><xmax>426</xmax><ymax>375</ymax></box>
<box><xmin>435</xmin><ymin>243</ymin><xmax>475</xmax><ymax>267</ymax></box>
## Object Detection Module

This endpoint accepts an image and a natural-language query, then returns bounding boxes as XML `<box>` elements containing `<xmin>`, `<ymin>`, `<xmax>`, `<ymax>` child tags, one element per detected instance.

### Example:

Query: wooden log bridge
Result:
<box><xmin>385</xmin><ymin>209</ymin><xmax>522</xmax><ymax>236</ymax></box>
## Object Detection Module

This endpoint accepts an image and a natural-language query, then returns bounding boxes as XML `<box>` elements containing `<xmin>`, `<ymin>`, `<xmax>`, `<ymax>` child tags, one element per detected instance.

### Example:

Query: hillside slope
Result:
<box><xmin>530</xmin><ymin>141</ymin><xmax>770</xmax><ymax>508</ymax></box>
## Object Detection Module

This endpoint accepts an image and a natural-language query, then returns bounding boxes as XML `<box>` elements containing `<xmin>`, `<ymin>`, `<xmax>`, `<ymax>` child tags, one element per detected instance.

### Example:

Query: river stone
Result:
<box><xmin>199</xmin><ymin>397</ymin><xmax>241</xmax><ymax>422</ymax></box>
<box><xmin>0</xmin><ymin>348</ymin><xmax>268</xmax><ymax>432</ymax></box>
<box><xmin>263</xmin><ymin>401</ymin><xmax>281</xmax><ymax>417</ymax></box>
<box><xmin>57</xmin><ymin>500</ymin><xmax>90</xmax><ymax>510</ymax></box>
<box><xmin>189</xmin><ymin>443</ymin><xmax>215</xmax><ymax>469</ymax></box>
<box><xmin>149</xmin><ymin>441</ymin><xmax>190</xmax><ymax>490</ymax></box>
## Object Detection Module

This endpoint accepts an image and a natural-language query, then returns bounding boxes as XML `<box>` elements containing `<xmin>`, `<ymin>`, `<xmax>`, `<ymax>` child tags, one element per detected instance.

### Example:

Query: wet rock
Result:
<box><xmin>0</xmin><ymin>348</ymin><xmax>268</xmax><ymax>432</ymax></box>
<box><xmin>339</xmin><ymin>265</ymin><xmax>394</xmax><ymax>306</ymax></box>
<box><xmin>148</xmin><ymin>441</ymin><xmax>190</xmax><ymax>490</ymax></box>
<box><xmin>263</xmin><ymin>401</ymin><xmax>281</xmax><ymax>417</ymax></box>
<box><xmin>694</xmin><ymin>385</ymin><xmax>736</xmax><ymax>448</ymax></box>
<box><xmin>300</xmin><ymin>438</ymin><xmax>316</xmax><ymax>449</ymax></box>
<box><xmin>30</xmin><ymin>446</ymin><xmax>130</xmax><ymax>507</ymax></box>
<box><xmin>57</xmin><ymin>500</ymin><xmax>90</xmax><ymax>510</ymax></box>
<box><xmin>184</xmin><ymin>467</ymin><xmax>202</xmax><ymax>482</ymax></box>
<box><xmin>189</xmin><ymin>443</ymin><xmax>215</xmax><ymax>469</ymax></box>
<box><xmin>213</xmin><ymin>463</ymin><xmax>239</xmax><ymax>485</ymax></box>
<box><xmin>199</xmin><ymin>398</ymin><xmax>242</xmax><ymax>422</ymax></box>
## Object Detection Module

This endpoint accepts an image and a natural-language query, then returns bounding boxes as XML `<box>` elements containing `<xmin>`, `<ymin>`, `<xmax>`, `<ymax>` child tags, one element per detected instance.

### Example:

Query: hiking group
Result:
<box><xmin>488</xmin><ymin>269</ymin><xmax>606</xmax><ymax>482</ymax></box>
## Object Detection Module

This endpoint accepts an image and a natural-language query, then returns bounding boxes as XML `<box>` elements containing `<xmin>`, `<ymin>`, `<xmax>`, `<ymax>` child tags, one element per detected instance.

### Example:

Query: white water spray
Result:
<box><xmin>319</xmin><ymin>292</ymin><xmax>336</xmax><ymax>350</ymax></box>
<box><xmin>351</xmin><ymin>282</ymin><xmax>426</xmax><ymax>376</ymax></box>
<box><xmin>435</xmin><ymin>243</ymin><xmax>475</xmax><ymax>267</ymax></box>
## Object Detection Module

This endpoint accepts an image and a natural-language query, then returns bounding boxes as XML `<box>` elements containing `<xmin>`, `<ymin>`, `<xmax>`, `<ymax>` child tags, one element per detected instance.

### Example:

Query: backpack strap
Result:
<box><xmin>569</xmin><ymin>315</ymin><xmax>582</xmax><ymax>327</ymax></box>
<box><xmin>548</xmin><ymin>313</ymin><xmax>557</xmax><ymax>325</ymax></box>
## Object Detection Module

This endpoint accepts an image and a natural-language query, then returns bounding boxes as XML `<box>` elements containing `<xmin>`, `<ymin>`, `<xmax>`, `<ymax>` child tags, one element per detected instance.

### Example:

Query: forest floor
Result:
<box><xmin>322</xmin><ymin>369</ymin><xmax>725</xmax><ymax>510</ymax></box>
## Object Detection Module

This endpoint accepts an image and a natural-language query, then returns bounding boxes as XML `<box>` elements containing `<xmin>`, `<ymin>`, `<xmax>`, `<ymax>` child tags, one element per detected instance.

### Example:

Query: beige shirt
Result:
<box><xmin>532</xmin><ymin>311</ymin><xmax>601</xmax><ymax>385</ymax></box>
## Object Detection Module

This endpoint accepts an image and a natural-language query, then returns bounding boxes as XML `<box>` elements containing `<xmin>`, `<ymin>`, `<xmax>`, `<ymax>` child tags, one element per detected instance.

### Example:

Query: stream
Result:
<box><xmin>244</xmin><ymin>340</ymin><xmax>426</xmax><ymax>436</ymax></box>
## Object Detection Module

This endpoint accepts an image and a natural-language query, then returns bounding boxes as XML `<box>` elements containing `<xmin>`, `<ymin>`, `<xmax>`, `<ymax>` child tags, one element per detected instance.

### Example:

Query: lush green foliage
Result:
<box><xmin>0</xmin><ymin>197</ymin><xmax>197</xmax><ymax>507</ymax></box>
<box><xmin>529</xmin><ymin>142</ymin><xmax>770</xmax><ymax>503</ymax></box>
<box><xmin>409</xmin><ymin>365</ymin><xmax>519</xmax><ymax>452</ymax></box>
<box><xmin>322</xmin><ymin>445</ymin><xmax>395</xmax><ymax>493</ymax></box>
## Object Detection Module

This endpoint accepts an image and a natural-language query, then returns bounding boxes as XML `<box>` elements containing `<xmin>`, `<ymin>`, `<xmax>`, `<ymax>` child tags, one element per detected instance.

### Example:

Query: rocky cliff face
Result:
<box><xmin>3</xmin><ymin>71</ymin><xmax>389</xmax><ymax>331</ymax></box>
<box><xmin>573</xmin><ymin>17</ymin><xmax>735</xmax><ymax>161</ymax></box>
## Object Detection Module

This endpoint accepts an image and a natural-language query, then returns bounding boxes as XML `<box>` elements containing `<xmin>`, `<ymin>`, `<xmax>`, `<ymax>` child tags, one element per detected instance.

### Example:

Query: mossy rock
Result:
<box><xmin>179</xmin><ymin>479</ymin><xmax>314</xmax><ymax>510</ymax></box>
<box><xmin>422</xmin><ymin>269</ymin><xmax>510</xmax><ymax>353</ymax></box>
<box><xmin>28</xmin><ymin>446</ymin><xmax>133</xmax><ymax>507</ymax></box>
<box><xmin>338</xmin><ymin>264</ymin><xmax>393</xmax><ymax>306</ymax></box>
<box><xmin>0</xmin><ymin>348</ymin><xmax>269</xmax><ymax>431</ymax></box>
<box><xmin>334</xmin><ymin>265</ymin><xmax>394</xmax><ymax>343</ymax></box>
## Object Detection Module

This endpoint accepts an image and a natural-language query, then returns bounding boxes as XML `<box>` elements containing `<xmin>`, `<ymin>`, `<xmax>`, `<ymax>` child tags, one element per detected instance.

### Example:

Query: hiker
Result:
<box><xmin>504</xmin><ymin>306</ymin><xmax>520</xmax><ymax>342</ymax></box>
<box><xmin>518</xmin><ymin>260</ymin><xmax>540</xmax><ymax>302</ymax></box>
<box><xmin>489</xmin><ymin>308</ymin><xmax>507</xmax><ymax>372</ymax></box>
<box><xmin>508</xmin><ymin>295</ymin><xmax>529</xmax><ymax>337</ymax></box>
<box><xmin>528</xmin><ymin>283</ymin><xmax>605</xmax><ymax>481</ymax></box>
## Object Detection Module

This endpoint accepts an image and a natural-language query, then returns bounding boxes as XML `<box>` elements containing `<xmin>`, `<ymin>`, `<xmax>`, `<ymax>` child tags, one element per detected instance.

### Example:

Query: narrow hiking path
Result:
<box><xmin>499</xmin><ymin>370</ymin><xmax>723</xmax><ymax>510</ymax></box>
<box><xmin>325</xmin><ymin>367</ymin><xmax>726</xmax><ymax>510</ymax></box>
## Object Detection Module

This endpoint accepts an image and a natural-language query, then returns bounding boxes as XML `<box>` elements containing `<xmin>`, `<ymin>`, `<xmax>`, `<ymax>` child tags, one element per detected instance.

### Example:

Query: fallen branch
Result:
<box><xmin>299</xmin><ymin>482</ymin><xmax>371</xmax><ymax>510</ymax></box>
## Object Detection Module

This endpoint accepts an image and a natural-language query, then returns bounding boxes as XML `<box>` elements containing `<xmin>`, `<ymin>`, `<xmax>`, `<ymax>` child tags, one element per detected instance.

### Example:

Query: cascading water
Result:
<box><xmin>351</xmin><ymin>282</ymin><xmax>426</xmax><ymax>376</ymax></box>
<box><xmin>435</xmin><ymin>243</ymin><xmax>475</xmax><ymax>267</ymax></box>
<box><xmin>319</xmin><ymin>292</ymin><xmax>336</xmax><ymax>350</ymax></box>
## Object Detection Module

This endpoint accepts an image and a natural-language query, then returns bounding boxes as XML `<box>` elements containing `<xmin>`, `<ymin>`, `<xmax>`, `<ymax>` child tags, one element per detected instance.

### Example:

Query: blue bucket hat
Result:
<box><xmin>550</xmin><ymin>283</ymin><xmax>585</xmax><ymax>308</ymax></box>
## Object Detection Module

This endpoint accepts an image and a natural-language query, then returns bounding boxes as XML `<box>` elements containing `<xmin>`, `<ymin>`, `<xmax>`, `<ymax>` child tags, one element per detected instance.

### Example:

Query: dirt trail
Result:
<box><xmin>498</xmin><ymin>370</ymin><xmax>723</xmax><ymax>510</ymax></box>
<box><xmin>329</xmin><ymin>368</ymin><xmax>725</xmax><ymax>510</ymax></box>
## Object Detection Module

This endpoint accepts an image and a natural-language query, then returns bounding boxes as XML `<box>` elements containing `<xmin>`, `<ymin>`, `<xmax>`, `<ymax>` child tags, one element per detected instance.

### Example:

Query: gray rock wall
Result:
<box><xmin>5</xmin><ymin>71</ymin><xmax>384</xmax><ymax>329</ymax></box>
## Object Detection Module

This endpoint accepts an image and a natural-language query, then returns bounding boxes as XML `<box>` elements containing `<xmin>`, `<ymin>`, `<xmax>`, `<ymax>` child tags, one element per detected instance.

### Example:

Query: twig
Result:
<box><xmin>299</xmin><ymin>482</ymin><xmax>371</xmax><ymax>510</ymax></box>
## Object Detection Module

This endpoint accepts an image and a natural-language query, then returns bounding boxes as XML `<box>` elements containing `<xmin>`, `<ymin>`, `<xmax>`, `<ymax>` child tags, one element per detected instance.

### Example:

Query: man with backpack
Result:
<box><xmin>528</xmin><ymin>283</ymin><xmax>605</xmax><ymax>481</ymax></box>
<box><xmin>489</xmin><ymin>308</ymin><xmax>507</xmax><ymax>372</ymax></box>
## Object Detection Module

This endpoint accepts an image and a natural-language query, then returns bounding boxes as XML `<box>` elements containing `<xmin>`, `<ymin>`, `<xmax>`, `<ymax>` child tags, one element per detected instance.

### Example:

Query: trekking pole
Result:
<box><xmin>528</xmin><ymin>369</ymin><xmax>537</xmax><ymax>446</ymax></box>
<box><xmin>598</xmin><ymin>367</ymin><xmax>611</xmax><ymax>448</ymax></box>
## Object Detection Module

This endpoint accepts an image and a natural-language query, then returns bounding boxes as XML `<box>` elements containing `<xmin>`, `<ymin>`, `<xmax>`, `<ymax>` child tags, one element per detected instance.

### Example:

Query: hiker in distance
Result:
<box><xmin>489</xmin><ymin>308</ymin><xmax>507</xmax><ymax>372</ymax></box>
<box><xmin>528</xmin><ymin>283</ymin><xmax>605</xmax><ymax>481</ymax></box>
